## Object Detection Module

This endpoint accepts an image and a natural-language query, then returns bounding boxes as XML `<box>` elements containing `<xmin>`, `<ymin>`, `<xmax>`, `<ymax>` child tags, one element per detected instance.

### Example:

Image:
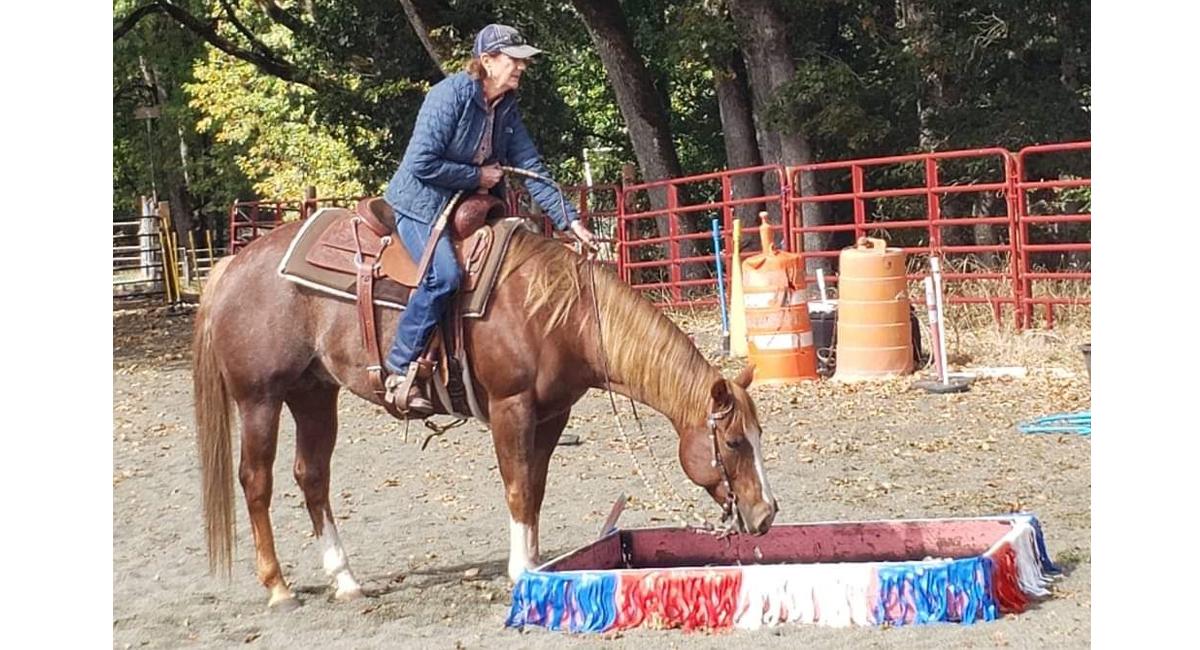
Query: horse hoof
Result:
<box><xmin>267</xmin><ymin>596</ymin><xmax>301</xmax><ymax>613</ymax></box>
<box><xmin>335</xmin><ymin>587</ymin><xmax>365</xmax><ymax>601</ymax></box>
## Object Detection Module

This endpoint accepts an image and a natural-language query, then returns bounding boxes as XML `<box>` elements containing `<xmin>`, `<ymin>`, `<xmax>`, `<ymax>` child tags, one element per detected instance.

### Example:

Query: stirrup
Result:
<box><xmin>385</xmin><ymin>366</ymin><xmax>434</xmax><ymax>416</ymax></box>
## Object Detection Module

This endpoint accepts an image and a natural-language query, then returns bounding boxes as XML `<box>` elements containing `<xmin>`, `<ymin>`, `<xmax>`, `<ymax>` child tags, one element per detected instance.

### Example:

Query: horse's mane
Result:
<box><xmin>499</xmin><ymin>228</ymin><xmax>718</xmax><ymax>424</ymax></box>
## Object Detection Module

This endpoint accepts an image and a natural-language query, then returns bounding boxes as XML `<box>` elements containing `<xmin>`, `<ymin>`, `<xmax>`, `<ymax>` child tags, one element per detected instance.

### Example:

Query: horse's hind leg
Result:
<box><xmin>236</xmin><ymin>396</ymin><xmax>297</xmax><ymax>610</ymax></box>
<box><xmin>285</xmin><ymin>383</ymin><xmax>364</xmax><ymax>600</ymax></box>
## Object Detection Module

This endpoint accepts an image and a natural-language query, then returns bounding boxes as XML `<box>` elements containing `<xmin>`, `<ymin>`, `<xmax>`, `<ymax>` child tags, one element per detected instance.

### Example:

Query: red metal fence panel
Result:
<box><xmin>787</xmin><ymin>148</ymin><xmax>1023</xmax><ymax>326</ymax></box>
<box><xmin>507</xmin><ymin>183</ymin><xmax>621</xmax><ymax>272</ymax></box>
<box><xmin>617</xmin><ymin>165</ymin><xmax>790</xmax><ymax>307</ymax></box>
<box><xmin>228</xmin><ymin>200</ymin><xmax>304</xmax><ymax>253</ymax></box>
<box><xmin>229</xmin><ymin>142</ymin><xmax>1090</xmax><ymax>328</ymax></box>
<box><xmin>1014</xmin><ymin>142</ymin><xmax>1091</xmax><ymax>328</ymax></box>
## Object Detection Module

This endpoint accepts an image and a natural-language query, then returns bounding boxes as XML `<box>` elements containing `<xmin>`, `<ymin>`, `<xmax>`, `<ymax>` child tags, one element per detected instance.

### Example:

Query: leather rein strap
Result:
<box><xmin>411</xmin><ymin>191</ymin><xmax>464</xmax><ymax>296</ymax></box>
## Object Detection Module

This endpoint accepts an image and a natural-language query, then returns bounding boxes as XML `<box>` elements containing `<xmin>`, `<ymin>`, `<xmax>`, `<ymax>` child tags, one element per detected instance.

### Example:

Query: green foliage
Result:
<box><xmin>187</xmin><ymin>41</ymin><xmax>377</xmax><ymax>200</ymax></box>
<box><xmin>114</xmin><ymin>0</ymin><xmax>1090</xmax><ymax>219</ymax></box>
<box><xmin>113</xmin><ymin>0</ymin><xmax>210</xmax><ymax>217</ymax></box>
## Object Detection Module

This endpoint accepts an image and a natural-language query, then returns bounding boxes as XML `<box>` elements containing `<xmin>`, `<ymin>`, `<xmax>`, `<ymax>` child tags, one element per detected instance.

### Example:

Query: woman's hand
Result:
<box><xmin>479</xmin><ymin>163</ymin><xmax>504</xmax><ymax>189</ymax></box>
<box><xmin>569</xmin><ymin>220</ymin><xmax>599</xmax><ymax>253</ymax></box>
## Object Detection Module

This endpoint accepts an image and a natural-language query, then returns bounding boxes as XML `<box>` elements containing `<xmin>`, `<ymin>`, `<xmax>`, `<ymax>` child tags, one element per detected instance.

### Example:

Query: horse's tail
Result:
<box><xmin>193</xmin><ymin>257</ymin><xmax>236</xmax><ymax>577</ymax></box>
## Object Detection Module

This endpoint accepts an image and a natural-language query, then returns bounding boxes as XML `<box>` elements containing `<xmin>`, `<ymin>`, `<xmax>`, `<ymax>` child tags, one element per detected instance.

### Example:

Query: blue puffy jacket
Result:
<box><xmin>384</xmin><ymin>71</ymin><xmax>578</xmax><ymax>231</ymax></box>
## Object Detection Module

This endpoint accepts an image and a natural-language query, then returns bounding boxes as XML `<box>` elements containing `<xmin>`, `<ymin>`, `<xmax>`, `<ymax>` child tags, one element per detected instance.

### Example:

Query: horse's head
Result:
<box><xmin>678</xmin><ymin>365</ymin><xmax>778</xmax><ymax>535</ymax></box>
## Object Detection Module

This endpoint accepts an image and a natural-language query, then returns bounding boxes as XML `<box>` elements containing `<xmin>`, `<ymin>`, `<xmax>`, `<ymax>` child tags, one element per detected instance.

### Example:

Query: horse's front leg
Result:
<box><xmin>490</xmin><ymin>396</ymin><xmax>570</xmax><ymax>582</ymax></box>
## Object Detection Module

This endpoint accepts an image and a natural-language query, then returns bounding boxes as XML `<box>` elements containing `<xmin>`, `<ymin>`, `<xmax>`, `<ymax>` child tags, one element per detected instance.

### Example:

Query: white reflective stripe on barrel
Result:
<box><xmin>743</xmin><ymin>289</ymin><xmax>807</xmax><ymax>308</ymax></box>
<box><xmin>783</xmin><ymin>289</ymin><xmax>808</xmax><ymax>306</ymax></box>
<box><xmin>750</xmin><ymin>331</ymin><xmax>814</xmax><ymax>350</ymax></box>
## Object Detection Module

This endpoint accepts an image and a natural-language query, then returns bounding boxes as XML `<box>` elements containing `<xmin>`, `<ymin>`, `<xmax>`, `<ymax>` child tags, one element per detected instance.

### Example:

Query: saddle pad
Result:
<box><xmin>278</xmin><ymin>207</ymin><xmax>527</xmax><ymax>317</ymax></box>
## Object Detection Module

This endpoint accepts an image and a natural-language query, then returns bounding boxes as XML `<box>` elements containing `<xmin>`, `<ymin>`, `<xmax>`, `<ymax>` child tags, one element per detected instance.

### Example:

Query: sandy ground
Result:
<box><xmin>113</xmin><ymin>306</ymin><xmax>1090</xmax><ymax>649</ymax></box>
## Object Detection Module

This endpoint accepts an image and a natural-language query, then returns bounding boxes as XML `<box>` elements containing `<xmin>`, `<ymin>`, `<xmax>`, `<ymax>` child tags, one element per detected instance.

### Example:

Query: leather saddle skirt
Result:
<box><xmin>278</xmin><ymin>195</ymin><xmax>527</xmax><ymax>317</ymax></box>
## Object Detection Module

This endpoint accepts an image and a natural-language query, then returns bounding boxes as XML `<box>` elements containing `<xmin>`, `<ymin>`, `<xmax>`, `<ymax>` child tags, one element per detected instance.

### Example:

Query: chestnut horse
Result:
<box><xmin>193</xmin><ymin>218</ymin><xmax>778</xmax><ymax>610</ymax></box>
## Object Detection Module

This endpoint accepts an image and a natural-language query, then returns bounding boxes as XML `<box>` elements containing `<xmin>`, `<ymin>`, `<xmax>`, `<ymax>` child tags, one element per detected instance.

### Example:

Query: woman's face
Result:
<box><xmin>483</xmin><ymin>53</ymin><xmax>529</xmax><ymax>95</ymax></box>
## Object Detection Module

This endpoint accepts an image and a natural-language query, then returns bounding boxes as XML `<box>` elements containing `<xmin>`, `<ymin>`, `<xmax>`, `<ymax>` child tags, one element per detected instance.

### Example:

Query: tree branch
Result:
<box><xmin>254</xmin><ymin>0</ymin><xmax>314</xmax><ymax>40</ymax></box>
<box><xmin>219</xmin><ymin>0</ymin><xmax>287</xmax><ymax>65</ymax></box>
<box><xmin>396</xmin><ymin>0</ymin><xmax>451</xmax><ymax>76</ymax></box>
<box><xmin>114</xmin><ymin>3</ymin><xmax>165</xmax><ymax>42</ymax></box>
<box><xmin>137</xmin><ymin>1</ymin><xmax>336</xmax><ymax>95</ymax></box>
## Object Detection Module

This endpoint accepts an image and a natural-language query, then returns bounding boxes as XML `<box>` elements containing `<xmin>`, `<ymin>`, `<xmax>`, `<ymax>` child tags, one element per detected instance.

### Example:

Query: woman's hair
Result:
<box><xmin>464</xmin><ymin>57</ymin><xmax>489</xmax><ymax>79</ymax></box>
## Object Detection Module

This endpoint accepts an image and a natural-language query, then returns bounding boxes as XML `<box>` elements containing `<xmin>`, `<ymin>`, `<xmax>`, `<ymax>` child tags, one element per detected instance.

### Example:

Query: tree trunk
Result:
<box><xmin>139</xmin><ymin>56</ymin><xmax>195</xmax><ymax>242</ymax></box>
<box><xmin>571</xmin><ymin>0</ymin><xmax>707</xmax><ymax>289</ymax></box>
<box><xmin>570</xmin><ymin>0</ymin><xmax>682</xmax><ymax>196</ymax></box>
<box><xmin>713</xmin><ymin>48</ymin><xmax>765</xmax><ymax>250</ymax></box>
<box><xmin>396</xmin><ymin>0</ymin><xmax>451</xmax><ymax>76</ymax></box>
<box><xmin>971</xmin><ymin>192</ymin><xmax>1002</xmax><ymax>269</ymax></box>
<box><xmin>727</xmin><ymin>0</ymin><xmax>829</xmax><ymax>271</ymax></box>
<box><xmin>1055</xmin><ymin>0</ymin><xmax>1081</xmax><ymax>93</ymax></box>
<box><xmin>900</xmin><ymin>0</ymin><xmax>947</xmax><ymax>152</ymax></box>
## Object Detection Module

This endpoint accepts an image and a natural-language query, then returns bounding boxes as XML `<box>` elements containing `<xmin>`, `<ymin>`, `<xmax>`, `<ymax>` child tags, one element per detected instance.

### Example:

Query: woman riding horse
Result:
<box><xmin>193</xmin><ymin>25</ymin><xmax>777</xmax><ymax>614</ymax></box>
<box><xmin>382</xmin><ymin>23</ymin><xmax>598</xmax><ymax>415</ymax></box>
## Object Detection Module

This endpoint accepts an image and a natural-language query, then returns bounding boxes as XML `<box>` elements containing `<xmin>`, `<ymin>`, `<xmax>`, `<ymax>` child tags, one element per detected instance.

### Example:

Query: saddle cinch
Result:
<box><xmin>277</xmin><ymin>193</ymin><xmax>527</xmax><ymax>422</ymax></box>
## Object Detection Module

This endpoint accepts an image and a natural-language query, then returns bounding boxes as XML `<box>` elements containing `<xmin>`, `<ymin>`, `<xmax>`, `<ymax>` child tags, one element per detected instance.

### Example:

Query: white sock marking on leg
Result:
<box><xmin>319</xmin><ymin>512</ymin><xmax>362</xmax><ymax>595</ymax></box>
<box><xmin>508</xmin><ymin>517</ymin><xmax>538</xmax><ymax>582</ymax></box>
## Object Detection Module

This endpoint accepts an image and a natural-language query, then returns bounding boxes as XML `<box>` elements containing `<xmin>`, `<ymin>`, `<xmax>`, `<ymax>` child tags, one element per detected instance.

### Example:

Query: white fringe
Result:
<box><xmin>1012</xmin><ymin>523</ymin><xmax>1055</xmax><ymax>597</ymax></box>
<box><xmin>735</xmin><ymin>563</ymin><xmax>874</xmax><ymax>629</ymax></box>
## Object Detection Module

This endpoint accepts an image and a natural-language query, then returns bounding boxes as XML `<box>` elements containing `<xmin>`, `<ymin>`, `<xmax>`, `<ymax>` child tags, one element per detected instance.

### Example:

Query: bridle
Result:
<box><xmin>707</xmin><ymin>401</ymin><xmax>745</xmax><ymax>533</ymax></box>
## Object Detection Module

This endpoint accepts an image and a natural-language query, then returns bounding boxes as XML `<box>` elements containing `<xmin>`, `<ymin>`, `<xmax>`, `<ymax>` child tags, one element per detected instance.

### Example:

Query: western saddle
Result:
<box><xmin>350</xmin><ymin>193</ymin><xmax>508</xmax><ymax>419</ymax></box>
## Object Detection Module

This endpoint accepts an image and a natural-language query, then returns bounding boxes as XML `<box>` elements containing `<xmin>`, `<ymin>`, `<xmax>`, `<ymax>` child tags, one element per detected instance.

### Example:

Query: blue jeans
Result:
<box><xmin>384</xmin><ymin>216</ymin><xmax>462</xmax><ymax>375</ymax></box>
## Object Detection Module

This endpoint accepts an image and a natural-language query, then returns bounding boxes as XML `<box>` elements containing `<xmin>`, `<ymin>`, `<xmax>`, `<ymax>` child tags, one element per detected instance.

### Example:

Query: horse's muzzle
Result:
<box><xmin>744</xmin><ymin>498</ymin><xmax>778</xmax><ymax>536</ymax></box>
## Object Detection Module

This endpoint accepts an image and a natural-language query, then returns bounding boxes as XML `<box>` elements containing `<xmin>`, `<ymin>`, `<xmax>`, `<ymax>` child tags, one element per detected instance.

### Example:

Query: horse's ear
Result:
<box><xmin>733</xmin><ymin>364</ymin><xmax>755</xmax><ymax>389</ymax></box>
<box><xmin>710</xmin><ymin>377</ymin><xmax>732</xmax><ymax>407</ymax></box>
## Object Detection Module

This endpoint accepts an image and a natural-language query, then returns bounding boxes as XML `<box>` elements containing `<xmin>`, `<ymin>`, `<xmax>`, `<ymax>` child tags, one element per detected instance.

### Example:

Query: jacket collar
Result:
<box><xmin>467</xmin><ymin>73</ymin><xmax>516</xmax><ymax>116</ymax></box>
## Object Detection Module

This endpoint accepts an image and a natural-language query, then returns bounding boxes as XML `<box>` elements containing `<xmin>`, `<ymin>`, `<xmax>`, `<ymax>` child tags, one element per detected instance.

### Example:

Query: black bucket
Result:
<box><xmin>808</xmin><ymin>303</ymin><xmax>837</xmax><ymax>376</ymax></box>
<box><xmin>807</xmin><ymin>302</ymin><xmax>924</xmax><ymax>376</ymax></box>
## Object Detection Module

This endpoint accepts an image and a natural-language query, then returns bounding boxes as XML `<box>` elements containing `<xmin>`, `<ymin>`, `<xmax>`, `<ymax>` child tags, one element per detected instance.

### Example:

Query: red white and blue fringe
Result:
<box><xmin>505</xmin><ymin>514</ymin><xmax>1060</xmax><ymax>633</ymax></box>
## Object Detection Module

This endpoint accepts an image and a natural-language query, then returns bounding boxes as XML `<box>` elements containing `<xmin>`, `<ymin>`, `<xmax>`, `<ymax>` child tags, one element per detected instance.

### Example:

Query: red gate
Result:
<box><xmin>507</xmin><ymin>183</ymin><xmax>621</xmax><ymax>272</ymax></box>
<box><xmin>1014</xmin><ymin>142</ymin><xmax>1091</xmax><ymax>328</ymax></box>
<box><xmin>229</xmin><ymin>142</ymin><xmax>1090</xmax><ymax>328</ymax></box>
<box><xmin>787</xmin><ymin>148</ymin><xmax>1022</xmax><ymax>326</ymax></box>
<box><xmin>617</xmin><ymin>165</ymin><xmax>790</xmax><ymax>307</ymax></box>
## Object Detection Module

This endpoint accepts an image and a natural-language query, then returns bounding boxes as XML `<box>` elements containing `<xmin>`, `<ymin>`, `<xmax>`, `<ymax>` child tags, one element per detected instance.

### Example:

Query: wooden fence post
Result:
<box><xmin>158</xmin><ymin>201</ymin><xmax>182</xmax><ymax>303</ymax></box>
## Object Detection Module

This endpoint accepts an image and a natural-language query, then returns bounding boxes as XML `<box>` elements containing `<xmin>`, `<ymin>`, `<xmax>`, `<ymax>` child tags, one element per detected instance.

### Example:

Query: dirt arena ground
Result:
<box><xmin>113</xmin><ymin>306</ymin><xmax>1090</xmax><ymax>648</ymax></box>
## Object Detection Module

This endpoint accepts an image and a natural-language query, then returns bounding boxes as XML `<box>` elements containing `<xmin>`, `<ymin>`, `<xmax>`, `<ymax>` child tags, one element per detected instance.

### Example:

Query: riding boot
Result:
<box><xmin>385</xmin><ymin>365</ymin><xmax>434</xmax><ymax>416</ymax></box>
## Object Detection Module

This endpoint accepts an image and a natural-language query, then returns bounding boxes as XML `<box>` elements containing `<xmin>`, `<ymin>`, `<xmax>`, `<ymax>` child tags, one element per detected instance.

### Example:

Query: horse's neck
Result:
<box><xmin>587</xmin><ymin>297</ymin><xmax>717</xmax><ymax>429</ymax></box>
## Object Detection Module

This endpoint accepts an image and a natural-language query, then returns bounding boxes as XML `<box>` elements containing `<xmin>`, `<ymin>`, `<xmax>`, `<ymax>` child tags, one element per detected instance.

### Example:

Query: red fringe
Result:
<box><xmin>990</xmin><ymin>542</ymin><xmax>1028</xmax><ymax>614</ymax></box>
<box><xmin>615</xmin><ymin>569</ymin><xmax>742</xmax><ymax>631</ymax></box>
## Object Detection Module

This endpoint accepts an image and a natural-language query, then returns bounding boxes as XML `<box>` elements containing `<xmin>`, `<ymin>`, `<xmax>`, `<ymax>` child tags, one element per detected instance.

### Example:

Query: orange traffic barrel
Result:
<box><xmin>833</xmin><ymin>237</ymin><xmax>914</xmax><ymax>380</ymax></box>
<box><xmin>741</xmin><ymin>222</ymin><xmax>818</xmax><ymax>385</ymax></box>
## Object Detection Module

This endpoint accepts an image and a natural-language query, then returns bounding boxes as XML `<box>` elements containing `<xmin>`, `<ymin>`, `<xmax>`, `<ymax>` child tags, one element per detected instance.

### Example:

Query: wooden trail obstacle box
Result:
<box><xmin>506</xmin><ymin>513</ymin><xmax>1059</xmax><ymax>633</ymax></box>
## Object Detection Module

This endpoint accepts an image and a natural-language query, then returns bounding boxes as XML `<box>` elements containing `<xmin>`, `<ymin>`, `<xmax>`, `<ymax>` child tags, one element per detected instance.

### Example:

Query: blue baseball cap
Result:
<box><xmin>472</xmin><ymin>24</ymin><xmax>542</xmax><ymax>59</ymax></box>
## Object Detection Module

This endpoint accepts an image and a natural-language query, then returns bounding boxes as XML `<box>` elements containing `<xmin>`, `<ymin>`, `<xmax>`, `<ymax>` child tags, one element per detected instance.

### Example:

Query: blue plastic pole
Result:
<box><xmin>712</xmin><ymin>218</ymin><xmax>730</xmax><ymax>356</ymax></box>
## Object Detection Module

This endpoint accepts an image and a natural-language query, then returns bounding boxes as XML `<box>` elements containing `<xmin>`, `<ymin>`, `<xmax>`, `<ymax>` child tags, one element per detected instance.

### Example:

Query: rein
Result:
<box><xmin>506</xmin><ymin>164</ymin><xmax>744</xmax><ymax>535</ymax></box>
<box><xmin>583</xmin><ymin>239</ymin><xmax>743</xmax><ymax>536</ymax></box>
<box><xmin>586</xmin><ymin>257</ymin><xmax>699</xmax><ymax>528</ymax></box>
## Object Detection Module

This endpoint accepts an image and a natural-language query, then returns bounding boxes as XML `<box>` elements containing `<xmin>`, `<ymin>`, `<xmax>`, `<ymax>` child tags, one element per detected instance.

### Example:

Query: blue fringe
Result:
<box><xmin>875</xmin><ymin>557</ymin><xmax>997</xmax><ymax>626</ymax></box>
<box><xmin>505</xmin><ymin>571</ymin><xmax>617</xmax><ymax>633</ymax></box>
<box><xmin>1022</xmin><ymin>514</ymin><xmax>1062</xmax><ymax>574</ymax></box>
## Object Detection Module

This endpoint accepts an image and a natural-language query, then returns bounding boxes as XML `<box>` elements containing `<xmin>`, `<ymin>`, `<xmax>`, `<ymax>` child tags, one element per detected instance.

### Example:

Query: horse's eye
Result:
<box><xmin>725</xmin><ymin>435</ymin><xmax>746</xmax><ymax>450</ymax></box>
